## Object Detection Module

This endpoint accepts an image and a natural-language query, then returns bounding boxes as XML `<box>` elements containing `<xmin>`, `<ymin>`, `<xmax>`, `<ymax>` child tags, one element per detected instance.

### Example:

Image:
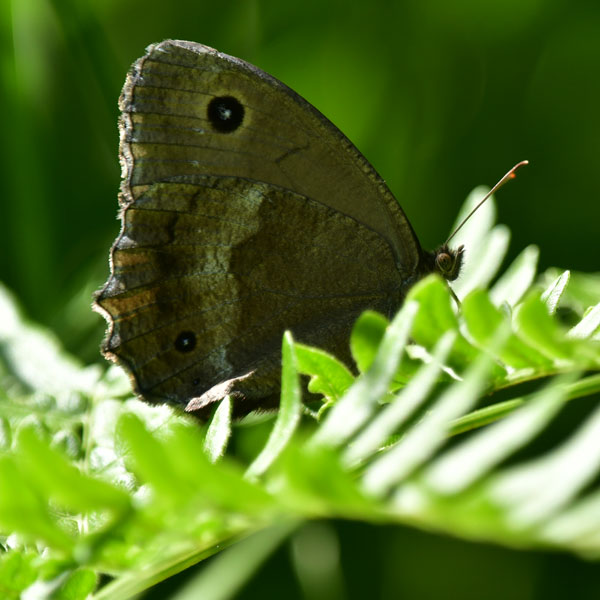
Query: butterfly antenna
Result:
<box><xmin>445</xmin><ymin>160</ymin><xmax>529</xmax><ymax>246</ymax></box>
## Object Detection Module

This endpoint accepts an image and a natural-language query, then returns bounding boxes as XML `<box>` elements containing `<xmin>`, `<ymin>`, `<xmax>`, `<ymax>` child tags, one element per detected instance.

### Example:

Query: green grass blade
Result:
<box><xmin>246</xmin><ymin>331</ymin><xmax>302</xmax><ymax>479</ymax></box>
<box><xmin>541</xmin><ymin>269</ymin><xmax>570</xmax><ymax>314</ymax></box>
<box><xmin>205</xmin><ymin>395</ymin><xmax>232</xmax><ymax>462</ymax></box>
<box><xmin>568</xmin><ymin>302</ymin><xmax>600</xmax><ymax>340</ymax></box>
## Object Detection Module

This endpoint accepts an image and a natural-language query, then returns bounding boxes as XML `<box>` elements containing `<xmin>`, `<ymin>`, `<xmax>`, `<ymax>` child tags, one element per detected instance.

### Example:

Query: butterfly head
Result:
<box><xmin>432</xmin><ymin>243</ymin><xmax>464</xmax><ymax>282</ymax></box>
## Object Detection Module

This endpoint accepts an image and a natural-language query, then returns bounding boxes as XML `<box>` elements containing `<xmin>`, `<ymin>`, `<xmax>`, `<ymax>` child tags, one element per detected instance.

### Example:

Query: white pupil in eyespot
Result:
<box><xmin>218</xmin><ymin>106</ymin><xmax>232</xmax><ymax>120</ymax></box>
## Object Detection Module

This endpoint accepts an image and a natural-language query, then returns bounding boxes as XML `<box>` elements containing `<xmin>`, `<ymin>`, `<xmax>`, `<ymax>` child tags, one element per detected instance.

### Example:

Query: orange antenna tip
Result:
<box><xmin>445</xmin><ymin>160</ymin><xmax>529</xmax><ymax>245</ymax></box>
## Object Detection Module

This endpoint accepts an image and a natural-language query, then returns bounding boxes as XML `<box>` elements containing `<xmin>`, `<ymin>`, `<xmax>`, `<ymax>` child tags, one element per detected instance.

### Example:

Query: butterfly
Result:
<box><xmin>95</xmin><ymin>40</ymin><xmax>522</xmax><ymax>419</ymax></box>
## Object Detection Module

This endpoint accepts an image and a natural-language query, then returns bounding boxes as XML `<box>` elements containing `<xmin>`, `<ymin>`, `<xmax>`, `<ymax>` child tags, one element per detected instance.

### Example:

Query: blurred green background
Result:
<box><xmin>2</xmin><ymin>0</ymin><xmax>600</xmax><ymax>597</ymax></box>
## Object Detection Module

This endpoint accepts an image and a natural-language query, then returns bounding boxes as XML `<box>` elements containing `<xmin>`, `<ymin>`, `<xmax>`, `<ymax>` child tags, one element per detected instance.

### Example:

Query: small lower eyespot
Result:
<box><xmin>174</xmin><ymin>331</ymin><xmax>196</xmax><ymax>353</ymax></box>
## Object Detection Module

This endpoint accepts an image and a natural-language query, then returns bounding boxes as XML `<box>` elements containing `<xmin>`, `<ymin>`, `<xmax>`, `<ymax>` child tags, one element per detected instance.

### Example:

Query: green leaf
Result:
<box><xmin>541</xmin><ymin>269</ymin><xmax>570</xmax><ymax>314</ymax></box>
<box><xmin>568</xmin><ymin>302</ymin><xmax>600</xmax><ymax>340</ymax></box>
<box><xmin>116</xmin><ymin>413</ymin><xmax>186</xmax><ymax>503</ymax></box>
<box><xmin>275</xmin><ymin>443</ymin><xmax>379</xmax><ymax>518</ymax></box>
<box><xmin>3</xmin><ymin>183</ymin><xmax>600</xmax><ymax>595</ymax></box>
<box><xmin>449</xmin><ymin>373</ymin><xmax>600</xmax><ymax>435</ymax></box>
<box><xmin>490</xmin><ymin>399</ymin><xmax>600</xmax><ymax>526</ymax></box>
<box><xmin>16</xmin><ymin>425</ymin><xmax>129</xmax><ymax>513</ymax></box>
<box><xmin>543</xmin><ymin>269</ymin><xmax>600</xmax><ymax>314</ymax></box>
<box><xmin>311</xmin><ymin>300</ymin><xmax>418</xmax><ymax>449</ymax></box>
<box><xmin>425</xmin><ymin>375</ymin><xmax>571</xmax><ymax>494</ymax></box>
<box><xmin>0</xmin><ymin>551</ymin><xmax>37</xmax><ymax>599</ymax></box>
<box><xmin>295</xmin><ymin>343</ymin><xmax>354</xmax><ymax>403</ymax></box>
<box><xmin>454</xmin><ymin>225</ymin><xmax>510</xmax><ymax>297</ymax></box>
<box><xmin>343</xmin><ymin>331</ymin><xmax>456</xmax><ymax>467</ymax></box>
<box><xmin>246</xmin><ymin>331</ymin><xmax>302</xmax><ymax>479</ymax></box>
<box><xmin>362</xmin><ymin>347</ymin><xmax>497</xmax><ymax>496</ymax></box>
<box><xmin>349</xmin><ymin>310</ymin><xmax>388</xmax><ymax>373</ymax></box>
<box><xmin>462</xmin><ymin>289</ymin><xmax>551</xmax><ymax>369</ymax></box>
<box><xmin>119</xmin><ymin>416</ymin><xmax>273</xmax><ymax>514</ymax></box>
<box><xmin>0</xmin><ymin>455</ymin><xmax>73</xmax><ymax>551</ymax></box>
<box><xmin>53</xmin><ymin>568</ymin><xmax>98</xmax><ymax>600</ymax></box>
<box><xmin>514</xmin><ymin>290</ymin><xmax>575</xmax><ymax>361</ymax></box>
<box><xmin>408</xmin><ymin>276</ymin><xmax>484</xmax><ymax>374</ymax></box>
<box><xmin>449</xmin><ymin>187</ymin><xmax>509</xmax><ymax>298</ymax></box>
<box><xmin>490</xmin><ymin>244</ymin><xmax>539</xmax><ymax>307</ymax></box>
<box><xmin>204</xmin><ymin>395</ymin><xmax>232</xmax><ymax>462</ymax></box>
<box><xmin>0</xmin><ymin>416</ymin><xmax>11</xmax><ymax>450</ymax></box>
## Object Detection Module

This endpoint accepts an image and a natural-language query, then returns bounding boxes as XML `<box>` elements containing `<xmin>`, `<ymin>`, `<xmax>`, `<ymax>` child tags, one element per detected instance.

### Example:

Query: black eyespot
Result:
<box><xmin>174</xmin><ymin>331</ymin><xmax>197</xmax><ymax>353</ymax></box>
<box><xmin>207</xmin><ymin>96</ymin><xmax>244</xmax><ymax>132</ymax></box>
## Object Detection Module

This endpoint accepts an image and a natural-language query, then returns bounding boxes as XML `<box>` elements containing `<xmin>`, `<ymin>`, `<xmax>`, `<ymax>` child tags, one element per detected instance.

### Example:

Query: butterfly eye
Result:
<box><xmin>436</xmin><ymin>252</ymin><xmax>452</xmax><ymax>274</ymax></box>
<box><xmin>433</xmin><ymin>244</ymin><xmax>464</xmax><ymax>281</ymax></box>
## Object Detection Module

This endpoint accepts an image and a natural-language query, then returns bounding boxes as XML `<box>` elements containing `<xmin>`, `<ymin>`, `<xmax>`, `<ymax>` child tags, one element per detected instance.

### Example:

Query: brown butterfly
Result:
<box><xmin>95</xmin><ymin>40</ymin><xmax>520</xmax><ymax>419</ymax></box>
